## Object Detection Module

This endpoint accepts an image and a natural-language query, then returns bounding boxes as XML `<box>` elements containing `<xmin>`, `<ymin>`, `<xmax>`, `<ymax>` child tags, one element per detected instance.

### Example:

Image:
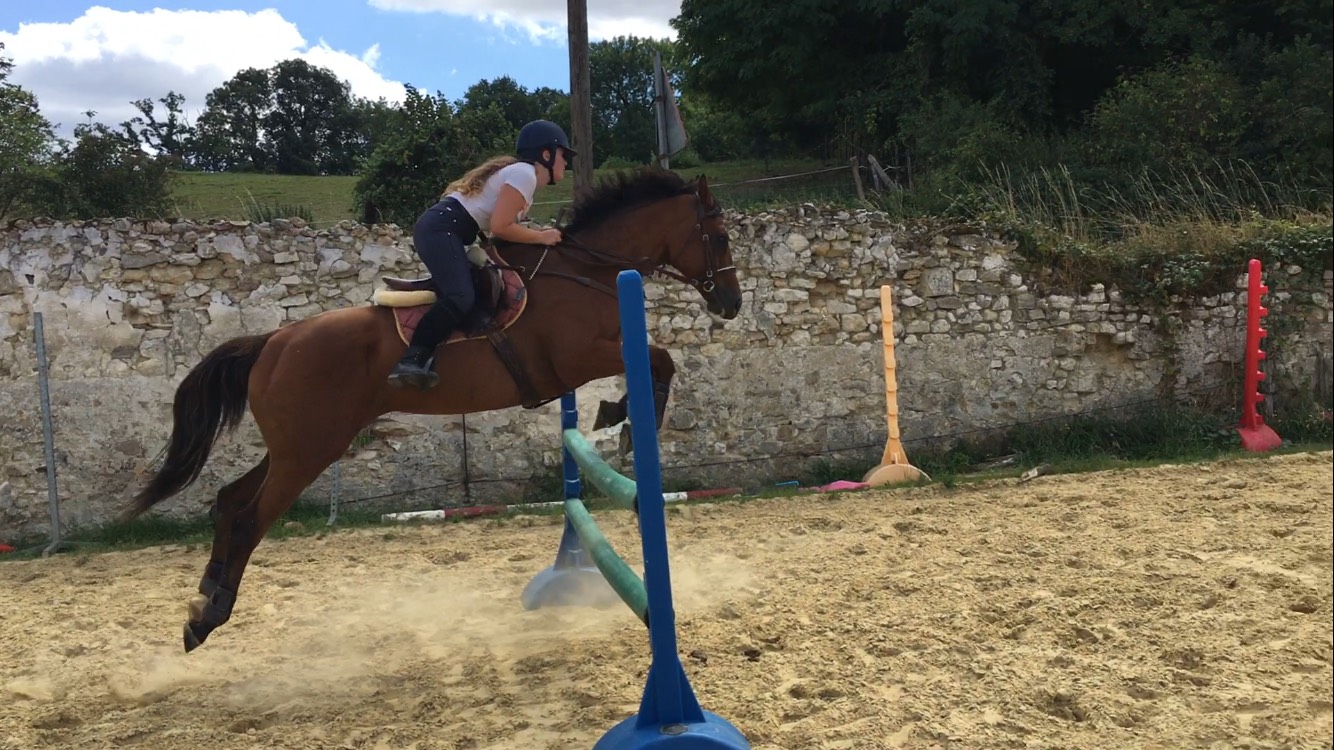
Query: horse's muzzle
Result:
<box><xmin>707</xmin><ymin>287</ymin><xmax>743</xmax><ymax>319</ymax></box>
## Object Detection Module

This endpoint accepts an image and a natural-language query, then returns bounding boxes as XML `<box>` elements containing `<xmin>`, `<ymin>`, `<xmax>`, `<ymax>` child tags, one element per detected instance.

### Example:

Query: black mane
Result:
<box><xmin>560</xmin><ymin>168</ymin><xmax>695</xmax><ymax>235</ymax></box>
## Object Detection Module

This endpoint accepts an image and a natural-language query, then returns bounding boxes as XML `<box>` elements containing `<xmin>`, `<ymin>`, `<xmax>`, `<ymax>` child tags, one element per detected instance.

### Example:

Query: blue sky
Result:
<box><xmin>0</xmin><ymin>1</ymin><xmax>680</xmax><ymax>137</ymax></box>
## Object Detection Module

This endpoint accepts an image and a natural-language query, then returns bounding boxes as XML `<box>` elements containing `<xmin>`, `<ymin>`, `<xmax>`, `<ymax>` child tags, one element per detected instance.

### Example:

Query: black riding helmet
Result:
<box><xmin>516</xmin><ymin>120</ymin><xmax>575</xmax><ymax>185</ymax></box>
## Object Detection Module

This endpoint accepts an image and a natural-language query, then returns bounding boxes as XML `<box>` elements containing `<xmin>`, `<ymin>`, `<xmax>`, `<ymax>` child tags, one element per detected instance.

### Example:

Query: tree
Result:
<box><xmin>25</xmin><ymin>122</ymin><xmax>175</xmax><ymax>219</ymax></box>
<box><xmin>588</xmin><ymin>36</ymin><xmax>676</xmax><ymax>165</ymax></box>
<box><xmin>122</xmin><ymin>91</ymin><xmax>194</xmax><ymax>165</ymax></box>
<box><xmin>190</xmin><ymin>60</ymin><xmax>384</xmax><ymax>175</ymax></box>
<box><xmin>457</xmin><ymin>76</ymin><xmax>547</xmax><ymax>134</ymax></box>
<box><xmin>353</xmin><ymin>86</ymin><xmax>481</xmax><ymax>227</ymax></box>
<box><xmin>672</xmin><ymin>0</ymin><xmax>908</xmax><ymax>156</ymax></box>
<box><xmin>192</xmin><ymin>67</ymin><xmax>273</xmax><ymax>172</ymax></box>
<box><xmin>263</xmin><ymin>59</ymin><xmax>361</xmax><ymax>175</ymax></box>
<box><xmin>0</xmin><ymin>42</ymin><xmax>57</xmax><ymax>219</ymax></box>
<box><xmin>1085</xmin><ymin>57</ymin><xmax>1253</xmax><ymax>175</ymax></box>
<box><xmin>671</xmin><ymin>0</ymin><xmax>1334</xmax><ymax>187</ymax></box>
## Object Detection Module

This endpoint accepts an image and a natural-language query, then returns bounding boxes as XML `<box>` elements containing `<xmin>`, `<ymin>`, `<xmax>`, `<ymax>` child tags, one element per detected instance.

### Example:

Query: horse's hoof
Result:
<box><xmin>183</xmin><ymin>622</ymin><xmax>206</xmax><ymax>653</ymax></box>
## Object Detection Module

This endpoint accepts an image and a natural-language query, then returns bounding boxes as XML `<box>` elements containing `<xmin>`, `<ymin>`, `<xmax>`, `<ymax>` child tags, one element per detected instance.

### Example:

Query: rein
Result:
<box><xmin>495</xmin><ymin>189</ymin><xmax>734</xmax><ymax>299</ymax></box>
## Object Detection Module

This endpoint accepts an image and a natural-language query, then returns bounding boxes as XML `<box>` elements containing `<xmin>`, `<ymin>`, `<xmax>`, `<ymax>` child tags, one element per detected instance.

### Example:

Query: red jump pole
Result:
<box><xmin>1237</xmin><ymin>258</ymin><xmax>1282</xmax><ymax>452</ymax></box>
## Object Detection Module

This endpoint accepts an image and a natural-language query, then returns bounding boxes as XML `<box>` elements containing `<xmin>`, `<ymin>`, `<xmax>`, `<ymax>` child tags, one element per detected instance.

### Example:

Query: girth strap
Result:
<box><xmin>486</xmin><ymin>330</ymin><xmax>558</xmax><ymax>410</ymax></box>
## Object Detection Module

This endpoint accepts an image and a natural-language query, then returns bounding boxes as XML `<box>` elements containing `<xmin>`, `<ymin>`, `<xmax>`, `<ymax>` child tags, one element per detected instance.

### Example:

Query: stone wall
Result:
<box><xmin>2</xmin><ymin>209</ymin><xmax>1330</xmax><ymax>542</ymax></box>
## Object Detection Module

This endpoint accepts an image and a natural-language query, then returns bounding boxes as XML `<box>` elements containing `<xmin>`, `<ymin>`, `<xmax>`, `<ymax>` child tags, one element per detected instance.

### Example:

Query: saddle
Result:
<box><xmin>371</xmin><ymin>244</ymin><xmax>552</xmax><ymax>409</ymax></box>
<box><xmin>373</xmin><ymin>244</ymin><xmax>525</xmax><ymax>343</ymax></box>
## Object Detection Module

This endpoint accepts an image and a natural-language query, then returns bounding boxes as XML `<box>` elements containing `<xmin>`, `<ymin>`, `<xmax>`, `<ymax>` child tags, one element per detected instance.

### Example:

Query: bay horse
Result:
<box><xmin>125</xmin><ymin>168</ymin><xmax>742</xmax><ymax>652</ymax></box>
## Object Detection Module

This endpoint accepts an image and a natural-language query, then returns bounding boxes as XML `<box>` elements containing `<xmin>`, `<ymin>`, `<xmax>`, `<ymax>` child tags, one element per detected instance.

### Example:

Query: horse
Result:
<box><xmin>124</xmin><ymin>168</ymin><xmax>743</xmax><ymax>653</ymax></box>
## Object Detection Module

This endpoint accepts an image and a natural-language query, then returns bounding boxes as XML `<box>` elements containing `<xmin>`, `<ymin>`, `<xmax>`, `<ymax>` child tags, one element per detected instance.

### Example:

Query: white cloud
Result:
<box><xmin>0</xmin><ymin>7</ymin><xmax>407</xmax><ymax>138</ymax></box>
<box><xmin>367</xmin><ymin>0</ymin><xmax>680</xmax><ymax>43</ymax></box>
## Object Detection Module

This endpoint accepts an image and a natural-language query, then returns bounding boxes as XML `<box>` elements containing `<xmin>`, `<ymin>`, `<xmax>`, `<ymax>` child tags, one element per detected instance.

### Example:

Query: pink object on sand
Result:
<box><xmin>815</xmin><ymin>480</ymin><xmax>870</xmax><ymax>493</ymax></box>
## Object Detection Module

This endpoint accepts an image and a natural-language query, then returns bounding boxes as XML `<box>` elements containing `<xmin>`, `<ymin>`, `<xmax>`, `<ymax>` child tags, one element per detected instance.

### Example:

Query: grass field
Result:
<box><xmin>167</xmin><ymin>158</ymin><xmax>864</xmax><ymax>226</ymax></box>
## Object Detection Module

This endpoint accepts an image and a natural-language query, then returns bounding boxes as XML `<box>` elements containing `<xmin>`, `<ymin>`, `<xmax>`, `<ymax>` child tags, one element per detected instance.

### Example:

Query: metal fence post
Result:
<box><xmin>33</xmin><ymin>312</ymin><xmax>64</xmax><ymax>557</ymax></box>
<box><xmin>326</xmin><ymin>460</ymin><xmax>341</xmax><ymax>526</ymax></box>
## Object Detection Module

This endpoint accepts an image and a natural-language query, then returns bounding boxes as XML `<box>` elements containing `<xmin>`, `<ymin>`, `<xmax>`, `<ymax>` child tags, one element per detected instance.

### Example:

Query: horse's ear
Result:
<box><xmin>696</xmin><ymin>174</ymin><xmax>714</xmax><ymax>206</ymax></box>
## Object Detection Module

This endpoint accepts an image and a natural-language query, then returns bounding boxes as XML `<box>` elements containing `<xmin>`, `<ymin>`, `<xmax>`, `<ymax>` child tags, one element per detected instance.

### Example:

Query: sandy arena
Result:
<box><xmin>2</xmin><ymin>451</ymin><xmax>1331</xmax><ymax>750</ymax></box>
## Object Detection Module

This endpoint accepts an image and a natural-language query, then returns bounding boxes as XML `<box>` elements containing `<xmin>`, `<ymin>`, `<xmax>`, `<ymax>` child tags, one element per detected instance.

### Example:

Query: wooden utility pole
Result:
<box><xmin>567</xmin><ymin>0</ymin><xmax>594</xmax><ymax>192</ymax></box>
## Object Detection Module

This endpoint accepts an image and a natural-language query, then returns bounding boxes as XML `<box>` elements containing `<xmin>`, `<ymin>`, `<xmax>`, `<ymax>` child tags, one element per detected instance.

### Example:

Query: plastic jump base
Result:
<box><xmin>522</xmin><ymin>270</ymin><xmax>750</xmax><ymax>750</ymax></box>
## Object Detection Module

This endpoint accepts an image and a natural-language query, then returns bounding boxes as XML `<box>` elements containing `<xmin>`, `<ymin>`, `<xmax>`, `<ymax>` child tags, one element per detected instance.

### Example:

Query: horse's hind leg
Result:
<box><xmin>183</xmin><ymin>441</ymin><xmax>352</xmax><ymax>652</ymax></box>
<box><xmin>198</xmin><ymin>455</ymin><xmax>270</xmax><ymax>599</ymax></box>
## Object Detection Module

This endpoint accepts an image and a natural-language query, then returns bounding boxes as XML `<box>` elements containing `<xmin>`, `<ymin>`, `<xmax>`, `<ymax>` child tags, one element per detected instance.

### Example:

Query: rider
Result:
<box><xmin>387</xmin><ymin>119</ymin><xmax>574</xmax><ymax>390</ymax></box>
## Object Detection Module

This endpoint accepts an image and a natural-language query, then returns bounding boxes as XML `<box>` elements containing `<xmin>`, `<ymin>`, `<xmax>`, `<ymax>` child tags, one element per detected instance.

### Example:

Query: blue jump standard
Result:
<box><xmin>521</xmin><ymin>270</ymin><xmax>750</xmax><ymax>750</ymax></box>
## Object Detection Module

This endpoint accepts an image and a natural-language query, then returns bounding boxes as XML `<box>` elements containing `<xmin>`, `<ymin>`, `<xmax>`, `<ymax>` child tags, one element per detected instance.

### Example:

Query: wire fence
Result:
<box><xmin>313</xmin><ymin>378</ymin><xmax>1248</xmax><ymax>519</ymax></box>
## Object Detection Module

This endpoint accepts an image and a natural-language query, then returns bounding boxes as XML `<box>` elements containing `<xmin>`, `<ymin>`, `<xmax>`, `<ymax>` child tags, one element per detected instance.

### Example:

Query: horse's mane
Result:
<box><xmin>560</xmin><ymin>168</ymin><xmax>696</xmax><ymax>236</ymax></box>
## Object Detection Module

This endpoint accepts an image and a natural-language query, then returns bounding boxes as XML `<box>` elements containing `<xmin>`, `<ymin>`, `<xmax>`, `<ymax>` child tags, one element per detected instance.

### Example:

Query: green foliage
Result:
<box><xmin>351</xmin><ymin>86</ymin><xmax>511</xmax><ymax>227</ymax></box>
<box><xmin>1085</xmin><ymin>57</ymin><xmax>1253</xmax><ymax>180</ymax></box>
<box><xmin>169</xmin><ymin>172</ymin><xmax>358</xmax><ymax>224</ymax></box>
<box><xmin>1010</xmin><ymin>214</ymin><xmax>1332</xmax><ymax>306</ymax></box>
<box><xmin>1007</xmin><ymin>405</ymin><xmax>1239</xmax><ymax>465</ymax></box>
<box><xmin>1251</xmin><ymin>38</ymin><xmax>1334</xmax><ymax>186</ymax></box>
<box><xmin>921</xmin><ymin>161</ymin><xmax>1334</xmax><ymax>306</ymax></box>
<box><xmin>24</xmin><ymin>123</ymin><xmax>175</xmax><ymax>220</ymax></box>
<box><xmin>123</xmin><ymin>91</ymin><xmax>193</xmax><ymax>163</ymax></box>
<box><xmin>1271</xmin><ymin>408</ymin><xmax>1334</xmax><ymax>444</ymax></box>
<box><xmin>0</xmin><ymin>42</ymin><xmax>56</xmax><ymax>219</ymax></box>
<box><xmin>457</xmin><ymin>76</ymin><xmax>558</xmax><ymax>135</ymax></box>
<box><xmin>241</xmin><ymin>192</ymin><xmax>314</xmax><ymax>224</ymax></box>
<box><xmin>673</xmin><ymin>0</ymin><xmax>1332</xmax><ymax>202</ymax></box>
<box><xmin>589</xmin><ymin>36</ymin><xmax>677</xmax><ymax>166</ymax></box>
<box><xmin>675</xmin><ymin>94</ymin><xmax>752</xmax><ymax>163</ymax></box>
<box><xmin>190</xmin><ymin>59</ymin><xmax>379</xmax><ymax>175</ymax></box>
<box><xmin>598</xmin><ymin>155</ymin><xmax>647</xmax><ymax>170</ymax></box>
<box><xmin>911</xmin><ymin>401</ymin><xmax>1331</xmax><ymax>485</ymax></box>
<box><xmin>191</xmin><ymin>67</ymin><xmax>273</xmax><ymax>172</ymax></box>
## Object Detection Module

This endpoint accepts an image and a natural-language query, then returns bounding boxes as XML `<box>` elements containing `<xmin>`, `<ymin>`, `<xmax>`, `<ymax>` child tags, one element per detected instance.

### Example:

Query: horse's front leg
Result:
<box><xmin>593</xmin><ymin>345</ymin><xmax>676</xmax><ymax>433</ymax></box>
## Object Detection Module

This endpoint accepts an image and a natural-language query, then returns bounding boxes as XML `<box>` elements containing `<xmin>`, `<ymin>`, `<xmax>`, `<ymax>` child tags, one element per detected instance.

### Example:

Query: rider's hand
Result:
<box><xmin>538</xmin><ymin>228</ymin><xmax>563</xmax><ymax>245</ymax></box>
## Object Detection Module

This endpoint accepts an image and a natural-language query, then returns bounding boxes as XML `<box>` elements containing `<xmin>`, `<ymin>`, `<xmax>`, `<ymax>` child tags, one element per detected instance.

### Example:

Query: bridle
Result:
<box><xmin>515</xmin><ymin>188</ymin><xmax>735</xmax><ymax>299</ymax></box>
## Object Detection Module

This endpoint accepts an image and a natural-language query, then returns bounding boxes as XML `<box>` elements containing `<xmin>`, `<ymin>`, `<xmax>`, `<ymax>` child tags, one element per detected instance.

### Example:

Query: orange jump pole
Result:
<box><xmin>863</xmin><ymin>284</ymin><xmax>929</xmax><ymax>487</ymax></box>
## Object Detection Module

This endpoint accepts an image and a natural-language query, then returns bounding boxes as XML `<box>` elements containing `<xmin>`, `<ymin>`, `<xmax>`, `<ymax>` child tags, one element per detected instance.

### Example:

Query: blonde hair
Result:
<box><xmin>443</xmin><ymin>155</ymin><xmax>520</xmax><ymax>197</ymax></box>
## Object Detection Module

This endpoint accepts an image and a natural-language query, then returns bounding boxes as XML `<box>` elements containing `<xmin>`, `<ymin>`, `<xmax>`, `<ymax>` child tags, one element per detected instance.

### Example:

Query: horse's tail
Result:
<box><xmin>127</xmin><ymin>333</ymin><xmax>275</xmax><ymax>519</ymax></box>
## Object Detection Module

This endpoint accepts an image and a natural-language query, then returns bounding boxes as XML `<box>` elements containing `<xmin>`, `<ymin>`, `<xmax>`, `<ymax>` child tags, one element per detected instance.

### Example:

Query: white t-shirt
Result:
<box><xmin>446</xmin><ymin>161</ymin><xmax>538</xmax><ymax>232</ymax></box>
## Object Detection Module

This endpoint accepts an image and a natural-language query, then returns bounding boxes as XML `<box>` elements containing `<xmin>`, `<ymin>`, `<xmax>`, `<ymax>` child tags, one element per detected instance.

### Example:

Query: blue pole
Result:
<box><xmin>618</xmin><ymin>270</ymin><xmax>703</xmax><ymax>728</ymax></box>
<box><xmin>588</xmin><ymin>270</ymin><xmax>750</xmax><ymax>749</ymax></box>
<box><xmin>561</xmin><ymin>392</ymin><xmax>582</xmax><ymax>501</ymax></box>
<box><xmin>552</xmin><ymin>390</ymin><xmax>589</xmax><ymax>572</ymax></box>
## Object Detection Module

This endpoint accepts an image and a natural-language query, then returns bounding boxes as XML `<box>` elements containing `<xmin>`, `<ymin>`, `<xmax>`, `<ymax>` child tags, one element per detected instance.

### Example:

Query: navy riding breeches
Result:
<box><xmin>413</xmin><ymin>197</ymin><xmax>480</xmax><ymax>317</ymax></box>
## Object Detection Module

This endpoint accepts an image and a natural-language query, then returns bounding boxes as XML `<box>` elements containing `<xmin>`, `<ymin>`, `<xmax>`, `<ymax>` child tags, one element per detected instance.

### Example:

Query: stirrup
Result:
<box><xmin>387</xmin><ymin>366</ymin><xmax>439</xmax><ymax>390</ymax></box>
<box><xmin>387</xmin><ymin>352</ymin><xmax>439</xmax><ymax>390</ymax></box>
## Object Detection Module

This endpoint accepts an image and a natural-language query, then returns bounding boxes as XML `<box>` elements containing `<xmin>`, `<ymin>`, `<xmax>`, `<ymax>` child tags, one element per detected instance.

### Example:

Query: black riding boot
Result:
<box><xmin>388</xmin><ymin>301</ymin><xmax>461</xmax><ymax>390</ymax></box>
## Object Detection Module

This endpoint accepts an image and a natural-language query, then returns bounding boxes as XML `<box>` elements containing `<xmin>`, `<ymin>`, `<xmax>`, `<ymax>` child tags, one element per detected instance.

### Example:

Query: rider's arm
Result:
<box><xmin>490</xmin><ymin>186</ymin><xmax>555</xmax><ymax>244</ymax></box>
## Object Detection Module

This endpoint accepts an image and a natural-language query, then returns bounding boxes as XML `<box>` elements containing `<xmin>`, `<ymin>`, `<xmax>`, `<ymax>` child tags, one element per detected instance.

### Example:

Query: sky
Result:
<box><xmin>0</xmin><ymin>1</ymin><xmax>681</xmax><ymax>138</ymax></box>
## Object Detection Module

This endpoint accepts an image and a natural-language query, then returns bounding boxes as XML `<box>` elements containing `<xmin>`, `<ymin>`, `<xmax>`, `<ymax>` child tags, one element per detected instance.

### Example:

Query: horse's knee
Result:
<box><xmin>652</xmin><ymin>380</ymin><xmax>670</xmax><ymax>428</ymax></box>
<box><xmin>595</xmin><ymin>396</ymin><xmax>628</xmax><ymax>430</ymax></box>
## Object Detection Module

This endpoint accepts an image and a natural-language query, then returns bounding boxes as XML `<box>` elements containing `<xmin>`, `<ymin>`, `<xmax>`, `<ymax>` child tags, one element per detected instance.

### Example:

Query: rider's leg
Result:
<box><xmin>388</xmin><ymin>206</ymin><xmax>477</xmax><ymax>390</ymax></box>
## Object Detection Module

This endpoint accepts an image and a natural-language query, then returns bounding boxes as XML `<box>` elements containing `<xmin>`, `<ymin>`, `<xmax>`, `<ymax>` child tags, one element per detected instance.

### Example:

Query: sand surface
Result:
<box><xmin>2</xmin><ymin>451</ymin><xmax>1331</xmax><ymax>750</ymax></box>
